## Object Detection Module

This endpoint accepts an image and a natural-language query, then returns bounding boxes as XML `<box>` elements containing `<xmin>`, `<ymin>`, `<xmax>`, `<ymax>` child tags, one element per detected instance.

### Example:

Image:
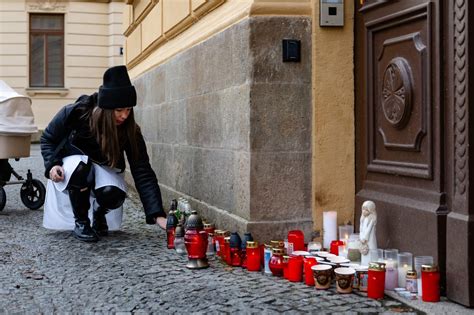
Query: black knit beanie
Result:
<box><xmin>97</xmin><ymin>65</ymin><xmax>137</xmax><ymax>109</ymax></box>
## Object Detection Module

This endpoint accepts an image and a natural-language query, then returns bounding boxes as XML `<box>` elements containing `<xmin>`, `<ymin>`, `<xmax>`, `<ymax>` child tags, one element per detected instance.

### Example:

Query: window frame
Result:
<box><xmin>29</xmin><ymin>13</ymin><xmax>65</xmax><ymax>88</ymax></box>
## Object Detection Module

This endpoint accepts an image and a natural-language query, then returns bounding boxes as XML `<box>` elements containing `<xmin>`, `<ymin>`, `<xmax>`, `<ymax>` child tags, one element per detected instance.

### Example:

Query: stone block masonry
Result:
<box><xmin>132</xmin><ymin>16</ymin><xmax>312</xmax><ymax>243</ymax></box>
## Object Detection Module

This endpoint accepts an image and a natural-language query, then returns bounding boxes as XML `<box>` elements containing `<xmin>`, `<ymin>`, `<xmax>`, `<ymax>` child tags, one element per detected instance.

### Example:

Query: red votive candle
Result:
<box><xmin>214</xmin><ymin>230</ymin><xmax>224</xmax><ymax>257</ymax></box>
<box><xmin>246</xmin><ymin>241</ymin><xmax>261</xmax><ymax>272</ymax></box>
<box><xmin>224</xmin><ymin>237</ymin><xmax>232</xmax><ymax>265</ymax></box>
<box><xmin>368</xmin><ymin>262</ymin><xmax>386</xmax><ymax>300</ymax></box>
<box><xmin>269</xmin><ymin>248</ymin><xmax>285</xmax><ymax>276</ymax></box>
<box><xmin>304</xmin><ymin>256</ymin><xmax>318</xmax><ymax>286</ymax></box>
<box><xmin>282</xmin><ymin>255</ymin><xmax>290</xmax><ymax>279</ymax></box>
<box><xmin>166</xmin><ymin>227</ymin><xmax>176</xmax><ymax>249</ymax></box>
<box><xmin>330</xmin><ymin>240</ymin><xmax>344</xmax><ymax>255</ymax></box>
<box><xmin>421</xmin><ymin>265</ymin><xmax>440</xmax><ymax>302</ymax></box>
<box><xmin>203</xmin><ymin>223</ymin><xmax>215</xmax><ymax>235</ymax></box>
<box><xmin>287</xmin><ymin>255</ymin><xmax>304</xmax><ymax>282</ymax></box>
<box><xmin>288</xmin><ymin>230</ymin><xmax>305</xmax><ymax>252</ymax></box>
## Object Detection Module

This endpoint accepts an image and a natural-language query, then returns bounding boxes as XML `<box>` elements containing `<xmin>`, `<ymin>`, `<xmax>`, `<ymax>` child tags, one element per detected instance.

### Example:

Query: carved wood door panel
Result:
<box><xmin>355</xmin><ymin>0</ymin><xmax>446</xmax><ymax>266</ymax></box>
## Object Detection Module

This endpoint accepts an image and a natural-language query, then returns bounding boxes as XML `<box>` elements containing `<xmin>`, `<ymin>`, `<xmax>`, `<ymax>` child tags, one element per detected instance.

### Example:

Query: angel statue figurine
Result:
<box><xmin>359</xmin><ymin>200</ymin><xmax>377</xmax><ymax>266</ymax></box>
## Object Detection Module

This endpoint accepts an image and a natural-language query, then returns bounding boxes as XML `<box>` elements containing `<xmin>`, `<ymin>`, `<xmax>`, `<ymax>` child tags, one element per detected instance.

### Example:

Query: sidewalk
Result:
<box><xmin>0</xmin><ymin>145</ymin><xmax>470</xmax><ymax>314</ymax></box>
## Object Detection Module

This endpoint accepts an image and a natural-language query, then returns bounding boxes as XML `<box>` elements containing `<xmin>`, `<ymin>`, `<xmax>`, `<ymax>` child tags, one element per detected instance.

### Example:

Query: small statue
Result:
<box><xmin>359</xmin><ymin>200</ymin><xmax>377</xmax><ymax>266</ymax></box>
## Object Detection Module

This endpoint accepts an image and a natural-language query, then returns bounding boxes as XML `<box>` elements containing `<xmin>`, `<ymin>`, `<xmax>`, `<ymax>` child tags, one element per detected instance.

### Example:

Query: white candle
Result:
<box><xmin>397</xmin><ymin>263</ymin><xmax>410</xmax><ymax>288</ymax></box>
<box><xmin>323</xmin><ymin>211</ymin><xmax>337</xmax><ymax>249</ymax></box>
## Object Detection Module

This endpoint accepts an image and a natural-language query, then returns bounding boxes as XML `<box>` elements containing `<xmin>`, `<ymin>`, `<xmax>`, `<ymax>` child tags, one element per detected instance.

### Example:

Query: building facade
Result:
<box><xmin>123</xmin><ymin>0</ymin><xmax>473</xmax><ymax>307</ymax></box>
<box><xmin>0</xmin><ymin>0</ymin><xmax>125</xmax><ymax>130</ymax></box>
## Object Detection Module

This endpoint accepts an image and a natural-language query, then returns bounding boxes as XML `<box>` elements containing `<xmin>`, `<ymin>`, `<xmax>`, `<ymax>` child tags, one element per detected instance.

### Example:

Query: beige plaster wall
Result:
<box><xmin>311</xmin><ymin>0</ymin><xmax>355</xmax><ymax>238</ymax></box>
<box><xmin>0</xmin><ymin>0</ymin><xmax>125</xmax><ymax>130</ymax></box>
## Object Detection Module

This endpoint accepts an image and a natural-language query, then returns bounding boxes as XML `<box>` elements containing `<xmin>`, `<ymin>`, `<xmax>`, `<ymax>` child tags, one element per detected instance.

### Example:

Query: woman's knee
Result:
<box><xmin>94</xmin><ymin>186</ymin><xmax>126</xmax><ymax>209</ymax></box>
<box><xmin>67</xmin><ymin>161</ymin><xmax>93</xmax><ymax>190</ymax></box>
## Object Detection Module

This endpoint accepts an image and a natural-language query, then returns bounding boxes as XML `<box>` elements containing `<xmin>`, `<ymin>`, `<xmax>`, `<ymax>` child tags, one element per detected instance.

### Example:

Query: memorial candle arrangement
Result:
<box><xmin>164</xmin><ymin>198</ymin><xmax>445</xmax><ymax>305</ymax></box>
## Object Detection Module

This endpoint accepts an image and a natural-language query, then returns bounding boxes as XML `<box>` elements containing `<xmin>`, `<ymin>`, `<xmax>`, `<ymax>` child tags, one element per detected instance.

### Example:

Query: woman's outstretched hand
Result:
<box><xmin>156</xmin><ymin>217</ymin><xmax>166</xmax><ymax>230</ymax></box>
<box><xmin>49</xmin><ymin>165</ymin><xmax>65</xmax><ymax>182</ymax></box>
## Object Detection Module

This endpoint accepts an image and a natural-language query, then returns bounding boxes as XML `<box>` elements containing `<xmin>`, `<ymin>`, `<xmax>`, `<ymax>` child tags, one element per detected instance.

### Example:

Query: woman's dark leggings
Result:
<box><xmin>67</xmin><ymin>161</ymin><xmax>126</xmax><ymax>221</ymax></box>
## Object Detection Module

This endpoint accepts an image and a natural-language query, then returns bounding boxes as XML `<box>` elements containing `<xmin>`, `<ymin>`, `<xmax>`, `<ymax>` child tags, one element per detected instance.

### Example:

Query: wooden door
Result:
<box><xmin>355</xmin><ymin>0</ymin><xmax>447</xmax><ymax>278</ymax></box>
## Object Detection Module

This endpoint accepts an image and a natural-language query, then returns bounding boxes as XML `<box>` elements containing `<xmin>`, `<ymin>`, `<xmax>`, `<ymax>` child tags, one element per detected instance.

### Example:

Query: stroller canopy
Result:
<box><xmin>0</xmin><ymin>80</ymin><xmax>37</xmax><ymax>135</ymax></box>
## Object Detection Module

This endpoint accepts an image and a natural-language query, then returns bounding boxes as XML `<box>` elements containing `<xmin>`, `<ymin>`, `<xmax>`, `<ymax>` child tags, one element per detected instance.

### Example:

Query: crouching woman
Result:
<box><xmin>40</xmin><ymin>65</ymin><xmax>166</xmax><ymax>242</ymax></box>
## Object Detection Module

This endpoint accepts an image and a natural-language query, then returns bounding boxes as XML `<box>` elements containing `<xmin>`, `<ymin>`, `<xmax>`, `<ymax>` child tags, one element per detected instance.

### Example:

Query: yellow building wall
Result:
<box><xmin>124</xmin><ymin>0</ymin><xmax>312</xmax><ymax>78</ymax></box>
<box><xmin>0</xmin><ymin>0</ymin><xmax>125</xmax><ymax>130</ymax></box>
<box><xmin>312</xmin><ymin>0</ymin><xmax>355</xmax><ymax>236</ymax></box>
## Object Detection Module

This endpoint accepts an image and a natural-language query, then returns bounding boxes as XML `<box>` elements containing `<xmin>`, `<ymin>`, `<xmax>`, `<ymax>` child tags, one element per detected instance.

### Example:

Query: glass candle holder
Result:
<box><xmin>263</xmin><ymin>244</ymin><xmax>272</xmax><ymax>274</ymax></box>
<box><xmin>384</xmin><ymin>249</ymin><xmax>399</xmax><ymax>290</ymax></box>
<box><xmin>369</xmin><ymin>249</ymin><xmax>384</xmax><ymax>263</ymax></box>
<box><xmin>384</xmin><ymin>260</ymin><xmax>398</xmax><ymax>290</ymax></box>
<box><xmin>338</xmin><ymin>244</ymin><xmax>348</xmax><ymax>258</ymax></box>
<box><xmin>308</xmin><ymin>241</ymin><xmax>322</xmax><ymax>254</ymax></box>
<box><xmin>338</xmin><ymin>225</ymin><xmax>354</xmax><ymax>242</ymax></box>
<box><xmin>384</xmin><ymin>249</ymin><xmax>399</xmax><ymax>261</ymax></box>
<box><xmin>397</xmin><ymin>252</ymin><xmax>413</xmax><ymax>288</ymax></box>
<box><xmin>347</xmin><ymin>234</ymin><xmax>361</xmax><ymax>262</ymax></box>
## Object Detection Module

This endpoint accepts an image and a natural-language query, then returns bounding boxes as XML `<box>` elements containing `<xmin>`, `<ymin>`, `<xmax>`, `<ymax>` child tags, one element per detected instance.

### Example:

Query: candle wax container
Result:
<box><xmin>213</xmin><ymin>230</ymin><xmax>224</xmax><ymax>257</ymax></box>
<box><xmin>282</xmin><ymin>255</ymin><xmax>290</xmax><ymax>279</ymax></box>
<box><xmin>288</xmin><ymin>255</ymin><xmax>304</xmax><ymax>282</ymax></box>
<box><xmin>338</xmin><ymin>225</ymin><xmax>354</xmax><ymax>242</ymax></box>
<box><xmin>246</xmin><ymin>241</ymin><xmax>261</xmax><ymax>272</ymax></box>
<box><xmin>358</xmin><ymin>268</ymin><xmax>369</xmax><ymax>292</ymax></box>
<box><xmin>421</xmin><ymin>264</ymin><xmax>440</xmax><ymax>302</ymax></box>
<box><xmin>288</xmin><ymin>230</ymin><xmax>305</xmax><ymax>252</ymax></box>
<box><xmin>304</xmin><ymin>256</ymin><xmax>318</xmax><ymax>286</ymax></box>
<box><xmin>269</xmin><ymin>248</ymin><xmax>285</xmax><ymax>277</ymax></box>
<box><xmin>174</xmin><ymin>223</ymin><xmax>186</xmax><ymax>255</ymax></box>
<box><xmin>338</xmin><ymin>245</ymin><xmax>348</xmax><ymax>259</ymax></box>
<box><xmin>397</xmin><ymin>252</ymin><xmax>412</xmax><ymax>288</ymax></box>
<box><xmin>263</xmin><ymin>245</ymin><xmax>272</xmax><ymax>274</ymax></box>
<box><xmin>203</xmin><ymin>223</ymin><xmax>215</xmax><ymax>235</ymax></box>
<box><xmin>368</xmin><ymin>262</ymin><xmax>386</xmax><ymax>299</ymax></box>
<box><xmin>308</xmin><ymin>241</ymin><xmax>322</xmax><ymax>254</ymax></box>
<box><xmin>406</xmin><ymin>270</ymin><xmax>418</xmax><ymax>293</ymax></box>
<box><xmin>384</xmin><ymin>260</ymin><xmax>398</xmax><ymax>290</ymax></box>
<box><xmin>330</xmin><ymin>240</ymin><xmax>344</xmax><ymax>256</ymax></box>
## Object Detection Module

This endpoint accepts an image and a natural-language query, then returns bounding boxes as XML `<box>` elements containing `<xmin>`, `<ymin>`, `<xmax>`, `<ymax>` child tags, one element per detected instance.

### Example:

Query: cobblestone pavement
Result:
<box><xmin>0</xmin><ymin>145</ymin><xmax>423</xmax><ymax>314</ymax></box>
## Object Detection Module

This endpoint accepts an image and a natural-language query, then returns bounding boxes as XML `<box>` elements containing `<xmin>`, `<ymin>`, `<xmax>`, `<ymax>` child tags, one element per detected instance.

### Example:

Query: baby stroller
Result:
<box><xmin>0</xmin><ymin>81</ymin><xmax>45</xmax><ymax>211</ymax></box>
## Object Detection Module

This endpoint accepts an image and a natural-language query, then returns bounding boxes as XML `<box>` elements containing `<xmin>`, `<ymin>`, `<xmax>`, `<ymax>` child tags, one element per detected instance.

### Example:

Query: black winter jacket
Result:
<box><xmin>40</xmin><ymin>93</ymin><xmax>165</xmax><ymax>223</ymax></box>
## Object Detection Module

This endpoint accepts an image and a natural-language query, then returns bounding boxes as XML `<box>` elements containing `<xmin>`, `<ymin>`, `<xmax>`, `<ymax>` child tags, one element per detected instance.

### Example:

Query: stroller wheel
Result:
<box><xmin>20</xmin><ymin>179</ymin><xmax>46</xmax><ymax>210</ymax></box>
<box><xmin>0</xmin><ymin>187</ymin><xmax>5</xmax><ymax>211</ymax></box>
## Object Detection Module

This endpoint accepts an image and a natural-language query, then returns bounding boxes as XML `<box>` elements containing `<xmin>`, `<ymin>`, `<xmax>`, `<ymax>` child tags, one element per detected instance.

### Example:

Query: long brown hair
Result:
<box><xmin>89</xmin><ymin>106</ymin><xmax>139</xmax><ymax>168</ymax></box>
